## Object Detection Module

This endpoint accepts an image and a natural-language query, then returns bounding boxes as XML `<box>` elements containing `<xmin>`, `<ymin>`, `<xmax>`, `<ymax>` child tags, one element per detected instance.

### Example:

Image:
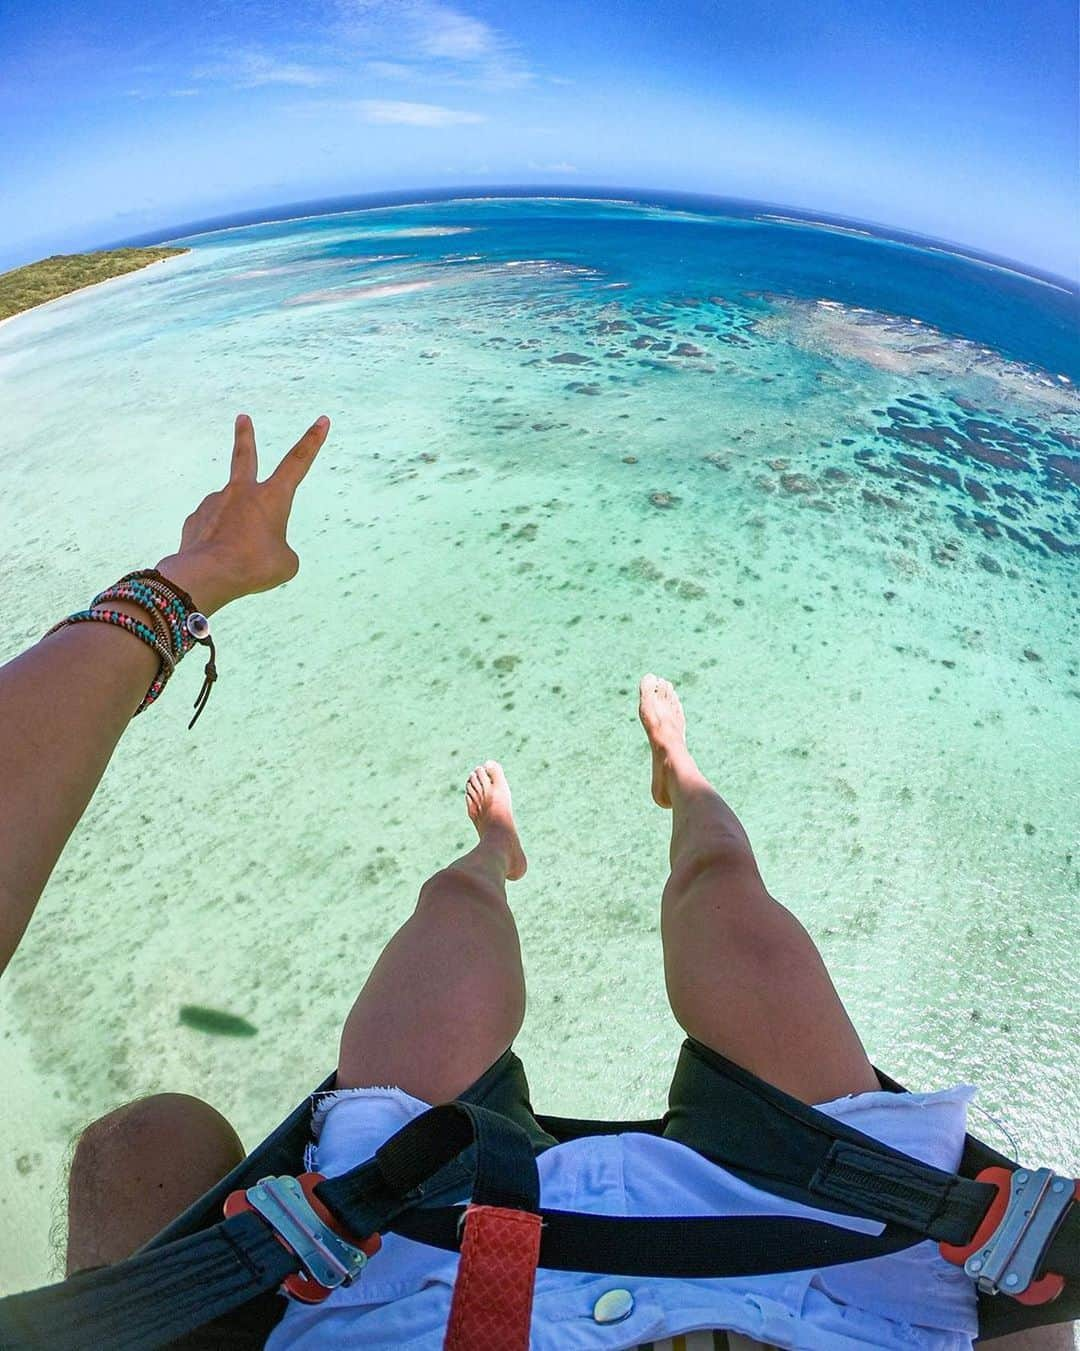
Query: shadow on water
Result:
<box><xmin>178</xmin><ymin>1005</ymin><xmax>258</xmax><ymax>1037</ymax></box>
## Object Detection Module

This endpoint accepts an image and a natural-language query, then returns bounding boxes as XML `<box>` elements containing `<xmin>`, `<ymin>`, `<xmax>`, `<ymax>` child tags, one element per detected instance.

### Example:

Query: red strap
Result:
<box><xmin>444</xmin><ymin>1204</ymin><xmax>542</xmax><ymax>1351</ymax></box>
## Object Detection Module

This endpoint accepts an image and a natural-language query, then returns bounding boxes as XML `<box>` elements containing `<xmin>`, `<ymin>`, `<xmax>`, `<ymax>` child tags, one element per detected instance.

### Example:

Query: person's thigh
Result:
<box><xmin>662</xmin><ymin>860</ymin><xmax>879</xmax><ymax>1104</ymax></box>
<box><xmin>337</xmin><ymin>867</ymin><xmax>526</xmax><ymax>1103</ymax></box>
<box><xmin>66</xmin><ymin>1092</ymin><xmax>244</xmax><ymax>1273</ymax></box>
<box><xmin>987</xmin><ymin>1327</ymin><xmax>1077</xmax><ymax>1349</ymax></box>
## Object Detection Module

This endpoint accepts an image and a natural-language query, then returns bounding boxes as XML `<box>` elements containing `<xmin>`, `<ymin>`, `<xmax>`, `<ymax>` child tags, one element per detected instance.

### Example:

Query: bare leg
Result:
<box><xmin>66</xmin><ymin>1093</ymin><xmax>243</xmax><ymax>1273</ymax></box>
<box><xmin>639</xmin><ymin>674</ymin><xmax>879</xmax><ymax>1104</ymax></box>
<box><xmin>986</xmin><ymin>1329</ymin><xmax>1076</xmax><ymax>1350</ymax></box>
<box><xmin>337</xmin><ymin>761</ymin><xmax>528</xmax><ymax>1104</ymax></box>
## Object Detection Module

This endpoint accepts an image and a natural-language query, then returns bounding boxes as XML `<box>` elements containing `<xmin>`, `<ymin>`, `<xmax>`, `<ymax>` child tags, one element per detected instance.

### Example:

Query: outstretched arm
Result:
<box><xmin>0</xmin><ymin>412</ymin><xmax>329</xmax><ymax>977</ymax></box>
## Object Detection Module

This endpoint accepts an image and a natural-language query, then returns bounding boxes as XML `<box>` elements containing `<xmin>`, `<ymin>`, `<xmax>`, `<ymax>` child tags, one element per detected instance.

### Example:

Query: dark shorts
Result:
<box><xmin>405</xmin><ymin>1035</ymin><xmax>854</xmax><ymax>1203</ymax></box>
<box><xmin>448</xmin><ymin>1035</ymin><xmax>737</xmax><ymax>1147</ymax></box>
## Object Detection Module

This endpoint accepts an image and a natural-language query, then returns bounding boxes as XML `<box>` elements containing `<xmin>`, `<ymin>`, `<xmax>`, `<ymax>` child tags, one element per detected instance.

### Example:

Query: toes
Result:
<box><xmin>651</xmin><ymin>676</ymin><xmax>675</xmax><ymax>708</ymax></box>
<box><xmin>482</xmin><ymin>760</ymin><xmax>512</xmax><ymax>799</ymax></box>
<box><xmin>466</xmin><ymin>764</ymin><xmax>498</xmax><ymax>817</ymax></box>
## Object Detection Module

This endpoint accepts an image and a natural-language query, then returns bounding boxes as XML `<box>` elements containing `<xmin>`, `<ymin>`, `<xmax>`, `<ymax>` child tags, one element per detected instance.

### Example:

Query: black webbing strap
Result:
<box><xmin>393</xmin><ymin>1206</ymin><xmax>924</xmax><ymax>1277</ymax></box>
<box><xmin>1</xmin><ymin>1090</ymin><xmax>1075</xmax><ymax>1350</ymax></box>
<box><xmin>317</xmin><ymin>1100</ymin><xmax>541</xmax><ymax>1231</ymax></box>
<box><xmin>1051</xmin><ymin>1207</ymin><xmax>1080</xmax><ymax>1283</ymax></box>
<box><xmin>811</xmin><ymin>1139</ymin><xmax>992</xmax><ymax>1244</ymax></box>
<box><xmin>0</xmin><ymin>1103</ymin><xmax>541</xmax><ymax>1351</ymax></box>
<box><xmin>535</xmin><ymin>1113</ymin><xmax>665</xmax><ymax>1140</ymax></box>
<box><xmin>320</xmin><ymin>1096</ymin><xmax>959</xmax><ymax>1280</ymax></box>
<box><xmin>665</xmin><ymin>1041</ymin><xmax>1000</xmax><ymax>1244</ymax></box>
<box><xmin>534</xmin><ymin>1109</ymin><xmax>995</xmax><ymax>1245</ymax></box>
<box><xmin>0</xmin><ymin>1211</ymin><xmax>296</xmax><ymax>1351</ymax></box>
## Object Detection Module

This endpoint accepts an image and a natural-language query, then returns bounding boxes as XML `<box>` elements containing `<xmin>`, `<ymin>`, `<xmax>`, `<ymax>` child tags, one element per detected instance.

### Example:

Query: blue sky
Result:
<box><xmin>1</xmin><ymin>0</ymin><xmax>1077</xmax><ymax>277</ymax></box>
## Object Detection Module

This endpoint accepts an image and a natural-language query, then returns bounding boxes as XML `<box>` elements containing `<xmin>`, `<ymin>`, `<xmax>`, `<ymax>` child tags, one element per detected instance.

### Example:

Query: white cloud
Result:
<box><xmin>341</xmin><ymin>0</ymin><xmax>532</xmax><ymax>89</ymax></box>
<box><xmin>357</xmin><ymin>99</ymin><xmax>485</xmax><ymax>126</ymax></box>
<box><xmin>124</xmin><ymin>85</ymin><xmax>202</xmax><ymax>100</ymax></box>
<box><xmin>195</xmin><ymin>50</ymin><xmax>334</xmax><ymax>89</ymax></box>
<box><xmin>527</xmin><ymin>161</ymin><xmax>579</xmax><ymax>173</ymax></box>
<box><xmin>414</xmin><ymin>4</ymin><xmax>494</xmax><ymax>59</ymax></box>
<box><xmin>177</xmin><ymin>3</ymin><xmax>533</xmax><ymax>117</ymax></box>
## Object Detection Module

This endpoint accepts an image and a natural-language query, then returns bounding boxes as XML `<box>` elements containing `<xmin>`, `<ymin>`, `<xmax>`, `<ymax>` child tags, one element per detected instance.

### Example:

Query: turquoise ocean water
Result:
<box><xmin>0</xmin><ymin>195</ymin><xmax>1077</xmax><ymax>1291</ymax></box>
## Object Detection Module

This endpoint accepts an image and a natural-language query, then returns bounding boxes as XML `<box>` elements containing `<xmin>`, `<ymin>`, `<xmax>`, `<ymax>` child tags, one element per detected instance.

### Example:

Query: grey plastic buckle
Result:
<box><xmin>965</xmin><ymin>1168</ymin><xmax>1073</xmax><ymax>1297</ymax></box>
<box><xmin>247</xmin><ymin>1176</ymin><xmax>369</xmax><ymax>1290</ymax></box>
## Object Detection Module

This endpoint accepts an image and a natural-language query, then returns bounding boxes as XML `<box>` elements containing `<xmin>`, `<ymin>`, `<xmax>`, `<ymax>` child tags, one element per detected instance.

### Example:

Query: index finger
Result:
<box><xmin>230</xmin><ymin>412</ymin><xmax>258</xmax><ymax>482</ymax></box>
<box><xmin>267</xmin><ymin>415</ymin><xmax>330</xmax><ymax>501</ymax></box>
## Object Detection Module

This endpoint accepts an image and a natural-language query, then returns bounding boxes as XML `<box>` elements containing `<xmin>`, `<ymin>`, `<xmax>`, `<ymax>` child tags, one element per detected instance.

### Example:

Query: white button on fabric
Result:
<box><xmin>592</xmin><ymin>1288</ymin><xmax>635</xmax><ymax>1324</ymax></box>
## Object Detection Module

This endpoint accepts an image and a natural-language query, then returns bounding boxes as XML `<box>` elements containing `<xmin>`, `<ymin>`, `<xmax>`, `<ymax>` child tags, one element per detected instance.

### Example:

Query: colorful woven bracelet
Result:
<box><xmin>116</xmin><ymin>570</ymin><xmax>218</xmax><ymax>728</ymax></box>
<box><xmin>93</xmin><ymin>574</ymin><xmax>197</xmax><ymax>661</ymax></box>
<box><xmin>45</xmin><ymin>609</ymin><xmax>175</xmax><ymax>715</ymax></box>
<box><xmin>50</xmin><ymin>569</ymin><xmax>218</xmax><ymax>728</ymax></box>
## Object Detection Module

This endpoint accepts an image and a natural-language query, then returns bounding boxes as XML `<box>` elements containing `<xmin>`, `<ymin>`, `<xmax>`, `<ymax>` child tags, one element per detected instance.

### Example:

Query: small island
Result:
<box><xmin>0</xmin><ymin>246</ymin><xmax>190</xmax><ymax>321</ymax></box>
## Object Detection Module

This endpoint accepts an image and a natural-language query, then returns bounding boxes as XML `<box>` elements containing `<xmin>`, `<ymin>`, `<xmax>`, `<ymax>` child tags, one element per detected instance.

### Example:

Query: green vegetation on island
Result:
<box><xmin>0</xmin><ymin>246</ymin><xmax>189</xmax><ymax>321</ymax></box>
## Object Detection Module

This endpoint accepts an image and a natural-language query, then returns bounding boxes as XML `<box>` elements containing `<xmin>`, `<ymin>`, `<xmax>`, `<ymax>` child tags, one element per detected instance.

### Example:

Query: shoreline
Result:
<box><xmin>0</xmin><ymin>249</ymin><xmax>192</xmax><ymax>332</ymax></box>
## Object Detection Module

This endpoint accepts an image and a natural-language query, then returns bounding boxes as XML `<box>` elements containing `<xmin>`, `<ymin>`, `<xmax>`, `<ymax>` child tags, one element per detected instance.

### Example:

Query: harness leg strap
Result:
<box><xmin>444</xmin><ymin>1204</ymin><xmax>543</xmax><ymax>1351</ymax></box>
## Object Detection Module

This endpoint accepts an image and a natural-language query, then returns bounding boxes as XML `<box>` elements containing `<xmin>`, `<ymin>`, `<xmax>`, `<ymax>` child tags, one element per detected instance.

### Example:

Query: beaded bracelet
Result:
<box><xmin>45</xmin><ymin>608</ymin><xmax>175</xmax><ymax>714</ymax></box>
<box><xmin>123</xmin><ymin>570</ymin><xmax>218</xmax><ymax>728</ymax></box>
<box><xmin>46</xmin><ymin>568</ymin><xmax>218</xmax><ymax>729</ymax></box>
<box><xmin>93</xmin><ymin>571</ymin><xmax>199</xmax><ymax>661</ymax></box>
<box><xmin>94</xmin><ymin>568</ymin><xmax>217</xmax><ymax>728</ymax></box>
<box><xmin>123</xmin><ymin>594</ymin><xmax>174</xmax><ymax>661</ymax></box>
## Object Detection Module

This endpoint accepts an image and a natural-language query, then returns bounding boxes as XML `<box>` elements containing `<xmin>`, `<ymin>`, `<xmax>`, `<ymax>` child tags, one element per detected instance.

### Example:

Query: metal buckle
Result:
<box><xmin>245</xmin><ymin>1176</ymin><xmax>370</xmax><ymax>1291</ymax></box>
<box><xmin>964</xmin><ymin>1167</ymin><xmax>1074</xmax><ymax>1297</ymax></box>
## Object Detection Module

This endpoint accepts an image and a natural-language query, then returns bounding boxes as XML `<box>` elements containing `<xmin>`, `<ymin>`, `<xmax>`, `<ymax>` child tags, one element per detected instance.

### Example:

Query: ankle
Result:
<box><xmin>665</xmin><ymin>756</ymin><xmax>714</xmax><ymax>805</ymax></box>
<box><xmin>661</xmin><ymin>743</ymin><xmax>697</xmax><ymax>782</ymax></box>
<box><xmin>477</xmin><ymin>818</ymin><xmax>516</xmax><ymax>851</ymax></box>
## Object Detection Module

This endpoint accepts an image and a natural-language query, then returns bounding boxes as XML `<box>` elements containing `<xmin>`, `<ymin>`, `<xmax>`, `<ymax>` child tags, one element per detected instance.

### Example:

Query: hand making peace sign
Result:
<box><xmin>155</xmin><ymin>412</ymin><xmax>330</xmax><ymax>615</ymax></box>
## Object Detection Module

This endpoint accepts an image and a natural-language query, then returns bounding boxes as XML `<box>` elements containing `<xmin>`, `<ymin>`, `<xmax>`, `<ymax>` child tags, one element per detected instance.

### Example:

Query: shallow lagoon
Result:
<box><xmin>1</xmin><ymin>197</ymin><xmax>1077</xmax><ymax>1290</ymax></box>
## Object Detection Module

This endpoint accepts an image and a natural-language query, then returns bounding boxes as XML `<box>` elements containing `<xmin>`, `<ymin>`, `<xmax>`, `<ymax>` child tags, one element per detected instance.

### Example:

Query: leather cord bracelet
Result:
<box><xmin>44</xmin><ymin>608</ymin><xmax>176</xmax><ymax>714</ymax></box>
<box><xmin>46</xmin><ymin>568</ymin><xmax>218</xmax><ymax>728</ymax></box>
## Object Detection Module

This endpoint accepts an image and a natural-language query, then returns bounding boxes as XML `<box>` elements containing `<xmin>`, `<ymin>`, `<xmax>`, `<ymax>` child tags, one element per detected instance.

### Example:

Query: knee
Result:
<box><xmin>68</xmin><ymin>1094</ymin><xmax>243</xmax><ymax>1274</ymax></box>
<box><xmin>418</xmin><ymin>865</ymin><xmax>505</xmax><ymax>909</ymax></box>
<box><xmin>72</xmin><ymin>1093</ymin><xmax>243</xmax><ymax>1185</ymax></box>
<box><xmin>665</xmin><ymin>836</ymin><xmax>760</xmax><ymax>901</ymax></box>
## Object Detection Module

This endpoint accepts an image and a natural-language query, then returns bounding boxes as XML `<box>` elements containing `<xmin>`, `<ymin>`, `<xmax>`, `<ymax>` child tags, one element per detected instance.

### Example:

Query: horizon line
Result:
<box><xmin>103</xmin><ymin>183</ymin><xmax>1080</xmax><ymax>295</ymax></box>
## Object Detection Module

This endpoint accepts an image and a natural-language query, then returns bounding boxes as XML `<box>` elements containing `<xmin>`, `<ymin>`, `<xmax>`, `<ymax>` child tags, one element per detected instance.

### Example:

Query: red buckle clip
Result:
<box><xmin>940</xmin><ymin>1166</ymin><xmax>1078</xmax><ymax>1305</ymax></box>
<box><xmin>225</xmin><ymin>1172</ymin><xmax>381</xmax><ymax>1304</ymax></box>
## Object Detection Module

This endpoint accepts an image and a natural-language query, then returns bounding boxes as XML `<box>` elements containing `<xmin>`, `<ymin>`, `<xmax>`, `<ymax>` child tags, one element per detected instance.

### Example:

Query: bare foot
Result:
<box><xmin>465</xmin><ymin>761</ymin><xmax>527</xmax><ymax>880</ymax></box>
<box><xmin>638</xmin><ymin>674</ymin><xmax>690</xmax><ymax>808</ymax></box>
